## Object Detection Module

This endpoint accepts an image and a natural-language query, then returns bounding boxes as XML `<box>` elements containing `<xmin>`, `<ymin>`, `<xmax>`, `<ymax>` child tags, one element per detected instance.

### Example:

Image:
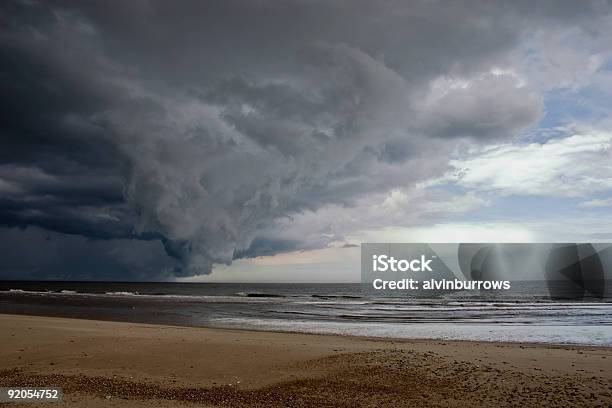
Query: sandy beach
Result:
<box><xmin>0</xmin><ymin>313</ymin><xmax>610</xmax><ymax>407</ymax></box>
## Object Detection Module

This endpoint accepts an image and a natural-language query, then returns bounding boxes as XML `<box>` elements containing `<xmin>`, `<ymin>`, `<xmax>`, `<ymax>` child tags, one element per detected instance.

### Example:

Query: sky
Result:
<box><xmin>1</xmin><ymin>0</ymin><xmax>612</xmax><ymax>282</ymax></box>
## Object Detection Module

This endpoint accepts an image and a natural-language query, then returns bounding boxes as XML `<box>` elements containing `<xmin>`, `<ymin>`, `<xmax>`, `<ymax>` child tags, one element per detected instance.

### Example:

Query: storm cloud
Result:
<box><xmin>1</xmin><ymin>0</ymin><xmax>610</xmax><ymax>279</ymax></box>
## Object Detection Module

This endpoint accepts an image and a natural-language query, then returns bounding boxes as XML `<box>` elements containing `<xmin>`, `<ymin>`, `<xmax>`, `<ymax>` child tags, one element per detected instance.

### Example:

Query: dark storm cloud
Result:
<box><xmin>1</xmin><ymin>0</ymin><xmax>610</xmax><ymax>279</ymax></box>
<box><xmin>0</xmin><ymin>227</ymin><xmax>176</xmax><ymax>281</ymax></box>
<box><xmin>234</xmin><ymin>237</ymin><xmax>302</xmax><ymax>259</ymax></box>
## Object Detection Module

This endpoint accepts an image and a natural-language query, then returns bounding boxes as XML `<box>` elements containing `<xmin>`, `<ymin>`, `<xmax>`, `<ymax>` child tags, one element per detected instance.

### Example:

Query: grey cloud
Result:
<box><xmin>1</xmin><ymin>0</ymin><xmax>610</xmax><ymax>278</ymax></box>
<box><xmin>234</xmin><ymin>237</ymin><xmax>302</xmax><ymax>259</ymax></box>
<box><xmin>414</xmin><ymin>74</ymin><xmax>544</xmax><ymax>140</ymax></box>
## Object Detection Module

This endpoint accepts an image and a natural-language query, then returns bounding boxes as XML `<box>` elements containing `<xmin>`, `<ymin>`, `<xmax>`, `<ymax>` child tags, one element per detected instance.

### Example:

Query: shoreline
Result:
<box><xmin>1</xmin><ymin>313</ymin><xmax>611</xmax><ymax>407</ymax></box>
<box><xmin>2</xmin><ymin>284</ymin><xmax>610</xmax><ymax>347</ymax></box>
<box><xmin>0</xmin><ymin>311</ymin><xmax>612</xmax><ymax>350</ymax></box>
<box><xmin>1</xmin><ymin>310</ymin><xmax>611</xmax><ymax>350</ymax></box>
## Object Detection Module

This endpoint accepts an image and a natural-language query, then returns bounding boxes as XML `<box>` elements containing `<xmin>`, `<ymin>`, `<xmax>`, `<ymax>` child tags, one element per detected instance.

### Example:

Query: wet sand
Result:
<box><xmin>0</xmin><ymin>314</ymin><xmax>611</xmax><ymax>407</ymax></box>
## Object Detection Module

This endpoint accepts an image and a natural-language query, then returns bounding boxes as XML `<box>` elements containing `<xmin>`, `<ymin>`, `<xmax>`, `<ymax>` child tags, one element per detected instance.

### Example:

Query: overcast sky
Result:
<box><xmin>1</xmin><ymin>0</ymin><xmax>612</xmax><ymax>282</ymax></box>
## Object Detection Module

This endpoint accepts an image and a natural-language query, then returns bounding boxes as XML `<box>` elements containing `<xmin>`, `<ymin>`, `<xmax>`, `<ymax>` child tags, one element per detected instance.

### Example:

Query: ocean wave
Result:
<box><xmin>235</xmin><ymin>292</ymin><xmax>285</xmax><ymax>298</ymax></box>
<box><xmin>4</xmin><ymin>289</ymin><xmax>53</xmax><ymax>295</ymax></box>
<box><xmin>208</xmin><ymin>317</ymin><xmax>612</xmax><ymax>346</ymax></box>
<box><xmin>311</xmin><ymin>294</ymin><xmax>363</xmax><ymax>300</ymax></box>
<box><xmin>104</xmin><ymin>291</ymin><xmax>140</xmax><ymax>296</ymax></box>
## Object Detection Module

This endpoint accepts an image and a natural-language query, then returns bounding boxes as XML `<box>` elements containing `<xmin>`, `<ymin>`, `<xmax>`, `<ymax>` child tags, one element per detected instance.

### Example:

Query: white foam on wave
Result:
<box><xmin>104</xmin><ymin>291</ymin><xmax>140</xmax><ymax>296</ymax></box>
<box><xmin>210</xmin><ymin>317</ymin><xmax>612</xmax><ymax>346</ymax></box>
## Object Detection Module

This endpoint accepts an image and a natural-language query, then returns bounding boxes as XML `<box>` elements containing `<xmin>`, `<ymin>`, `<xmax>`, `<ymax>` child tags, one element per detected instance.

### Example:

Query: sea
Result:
<box><xmin>1</xmin><ymin>281</ymin><xmax>611</xmax><ymax>346</ymax></box>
